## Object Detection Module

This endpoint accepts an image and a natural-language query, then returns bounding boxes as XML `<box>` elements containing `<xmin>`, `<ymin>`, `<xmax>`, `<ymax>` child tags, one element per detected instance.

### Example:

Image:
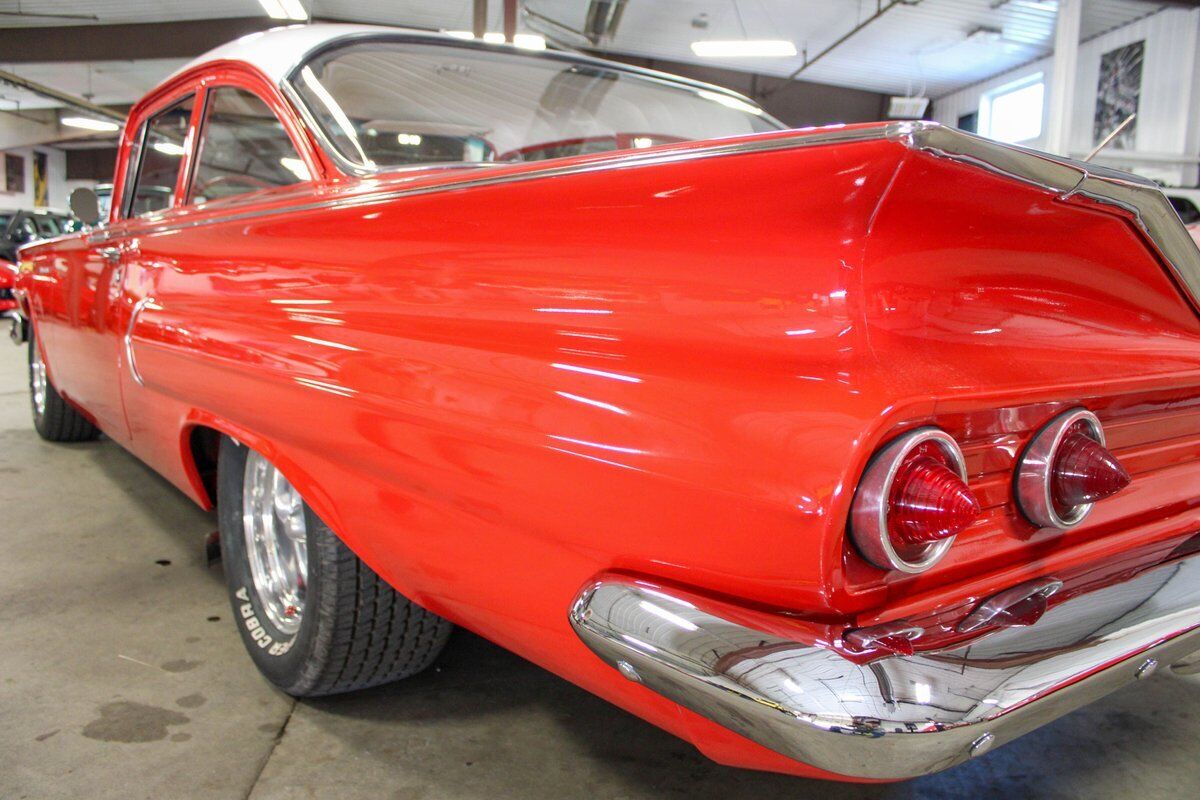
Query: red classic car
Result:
<box><xmin>13</xmin><ymin>24</ymin><xmax>1200</xmax><ymax>782</ymax></box>
<box><xmin>0</xmin><ymin>260</ymin><xmax>16</xmax><ymax>315</ymax></box>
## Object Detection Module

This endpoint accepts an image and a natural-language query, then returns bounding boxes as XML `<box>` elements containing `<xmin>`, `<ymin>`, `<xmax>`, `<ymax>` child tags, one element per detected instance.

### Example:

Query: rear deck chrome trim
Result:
<box><xmin>570</xmin><ymin>553</ymin><xmax>1200</xmax><ymax>779</ymax></box>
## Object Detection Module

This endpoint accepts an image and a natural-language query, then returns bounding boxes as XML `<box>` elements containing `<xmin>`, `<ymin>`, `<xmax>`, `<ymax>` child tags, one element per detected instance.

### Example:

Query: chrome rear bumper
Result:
<box><xmin>569</xmin><ymin>554</ymin><xmax>1200</xmax><ymax>780</ymax></box>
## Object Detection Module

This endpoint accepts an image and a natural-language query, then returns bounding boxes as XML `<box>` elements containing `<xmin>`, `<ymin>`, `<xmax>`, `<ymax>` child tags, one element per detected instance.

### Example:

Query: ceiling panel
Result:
<box><xmin>0</xmin><ymin>1</ymin><xmax>1175</xmax><ymax>99</ymax></box>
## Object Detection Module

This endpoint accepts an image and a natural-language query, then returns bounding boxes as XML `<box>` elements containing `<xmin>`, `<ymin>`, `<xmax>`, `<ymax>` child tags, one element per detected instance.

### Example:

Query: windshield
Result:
<box><xmin>290</xmin><ymin>40</ymin><xmax>781</xmax><ymax>170</ymax></box>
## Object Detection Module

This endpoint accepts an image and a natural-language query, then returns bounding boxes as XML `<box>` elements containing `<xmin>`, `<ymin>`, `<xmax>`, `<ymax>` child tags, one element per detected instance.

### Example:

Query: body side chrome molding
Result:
<box><xmin>124</xmin><ymin>296</ymin><xmax>153</xmax><ymax>387</ymax></box>
<box><xmin>570</xmin><ymin>554</ymin><xmax>1200</xmax><ymax>779</ymax></box>
<box><xmin>74</xmin><ymin>122</ymin><xmax>1200</xmax><ymax>314</ymax></box>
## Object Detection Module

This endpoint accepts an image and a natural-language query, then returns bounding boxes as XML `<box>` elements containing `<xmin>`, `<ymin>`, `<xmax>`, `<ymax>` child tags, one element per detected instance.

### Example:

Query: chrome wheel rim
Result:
<box><xmin>30</xmin><ymin>343</ymin><xmax>47</xmax><ymax>417</ymax></box>
<box><xmin>242</xmin><ymin>450</ymin><xmax>308</xmax><ymax>636</ymax></box>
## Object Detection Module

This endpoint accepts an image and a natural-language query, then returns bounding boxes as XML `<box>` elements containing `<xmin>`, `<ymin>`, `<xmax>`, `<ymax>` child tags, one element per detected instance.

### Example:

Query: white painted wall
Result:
<box><xmin>0</xmin><ymin>146</ymin><xmax>70</xmax><ymax>211</ymax></box>
<box><xmin>934</xmin><ymin>7</ymin><xmax>1200</xmax><ymax>187</ymax></box>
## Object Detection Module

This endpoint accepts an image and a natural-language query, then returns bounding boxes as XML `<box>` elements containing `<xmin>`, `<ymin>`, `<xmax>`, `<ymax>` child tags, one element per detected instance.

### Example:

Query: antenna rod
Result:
<box><xmin>1084</xmin><ymin>113</ymin><xmax>1136</xmax><ymax>162</ymax></box>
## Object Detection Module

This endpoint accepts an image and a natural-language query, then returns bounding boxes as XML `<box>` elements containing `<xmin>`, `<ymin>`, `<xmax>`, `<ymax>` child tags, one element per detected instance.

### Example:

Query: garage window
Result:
<box><xmin>979</xmin><ymin>74</ymin><xmax>1044</xmax><ymax>144</ymax></box>
<box><xmin>189</xmin><ymin>87</ymin><xmax>310</xmax><ymax>205</ymax></box>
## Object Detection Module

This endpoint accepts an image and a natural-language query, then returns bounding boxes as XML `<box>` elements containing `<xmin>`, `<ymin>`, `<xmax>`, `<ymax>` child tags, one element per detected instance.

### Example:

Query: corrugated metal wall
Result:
<box><xmin>933</xmin><ymin>7</ymin><xmax>1200</xmax><ymax>186</ymax></box>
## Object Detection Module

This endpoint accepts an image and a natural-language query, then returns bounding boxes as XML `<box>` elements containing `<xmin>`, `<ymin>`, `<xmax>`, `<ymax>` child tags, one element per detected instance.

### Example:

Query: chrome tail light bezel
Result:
<box><xmin>850</xmin><ymin>427</ymin><xmax>968</xmax><ymax>574</ymax></box>
<box><xmin>1015</xmin><ymin>408</ymin><xmax>1105</xmax><ymax>530</ymax></box>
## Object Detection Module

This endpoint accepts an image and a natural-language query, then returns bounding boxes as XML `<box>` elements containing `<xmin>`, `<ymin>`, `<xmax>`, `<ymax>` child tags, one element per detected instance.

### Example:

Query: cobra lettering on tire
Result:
<box><xmin>234</xmin><ymin>587</ymin><xmax>295</xmax><ymax>657</ymax></box>
<box><xmin>218</xmin><ymin>436</ymin><xmax>452</xmax><ymax>696</ymax></box>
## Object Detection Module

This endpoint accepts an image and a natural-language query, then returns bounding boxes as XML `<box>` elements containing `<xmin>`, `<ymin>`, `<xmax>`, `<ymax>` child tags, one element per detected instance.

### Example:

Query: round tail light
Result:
<box><xmin>851</xmin><ymin>428</ymin><xmax>980</xmax><ymax>573</ymax></box>
<box><xmin>1016</xmin><ymin>408</ymin><xmax>1130</xmax><ymax>529</ymax></box>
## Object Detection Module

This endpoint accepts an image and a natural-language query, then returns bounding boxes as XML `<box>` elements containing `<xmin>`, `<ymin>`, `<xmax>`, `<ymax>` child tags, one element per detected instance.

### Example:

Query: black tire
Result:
<box><xmin>29</xmin><ymin>331</ymin><xmax>100</xmax><ymax>443</ymax></box>
<box><xmin>218</xmin><ymin>436</ymin><xmax>452</xmax><ymax>696</ymax></box>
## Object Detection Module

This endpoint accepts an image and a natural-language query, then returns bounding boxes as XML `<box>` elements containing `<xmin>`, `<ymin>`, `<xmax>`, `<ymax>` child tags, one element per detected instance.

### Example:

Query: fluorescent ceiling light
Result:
<box><xmin>62</xmin><ymin>116</ymin><xmax>120</xmax><ymax>132</ymax></box>
<box><xmin>696</xmin><ymin>89</ymin><xmax>764</xmax><ymax>116</ymax></box>
<box><xmin>258</xmin><ymin>0</ymin><xmax>287</xmax><ymax>19</ymax></box>
<box><xmin>152</xmin><ymin>141</ymin><xmax>186</xmax><ymax>156</ymax></box>
<box><xmin>258</xmin><ymin>0</ymin><xmax>307</xmax><ymax>21</ymax></box>
<box><xmin>444</xmin><ymin>30</ymin><xmax>547</xmax><ymax>50</ymax></box>
<box><xmin>513</xmin><ymin>34</ymin><xmax>546</xmax><ymax>51</ymax></box>
<box><xmin>690</xmin><ymin>40</ymin><xmax>797</xmax><ymax>58</ymax></box>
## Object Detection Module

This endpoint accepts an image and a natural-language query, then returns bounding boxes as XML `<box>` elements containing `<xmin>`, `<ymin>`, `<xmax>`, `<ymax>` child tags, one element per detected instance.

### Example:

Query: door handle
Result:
<box><xmin>98</xmin><ymin>246</ymin><xmax>122</xmax><ymax>263</ymax></box>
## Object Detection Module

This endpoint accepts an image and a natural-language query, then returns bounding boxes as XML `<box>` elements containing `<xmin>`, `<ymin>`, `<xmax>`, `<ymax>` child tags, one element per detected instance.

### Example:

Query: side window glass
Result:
<box><xmin>190</xmin><ymin>87</ymin><xmax>310</xmax><ymax>205</ymax></box>
<box><xmin>129</xmin><ymin>94</ymin><xmax>195</xmax><ymax>217</ymax></box>
<box><xmin>34</xmin><ymin>215</ymin><xmax>61</xmax><ymax>237</ymax></box>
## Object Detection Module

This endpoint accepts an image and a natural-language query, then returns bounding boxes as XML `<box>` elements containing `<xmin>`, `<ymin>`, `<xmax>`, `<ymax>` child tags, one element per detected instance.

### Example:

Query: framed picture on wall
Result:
<box><xmin>1094</xmin><ymin>40</ymin><xmax>1144</xmax><ymax>149</ymax></box>
<box><xmin>33</xmin><ymin>151</ymin><xmax>48</xmax><ymax>206</ymax></box>
<box><xmin>4</xmin><ymin>153</ymin><xmax>24</xmax><ymax>194</ymax></box>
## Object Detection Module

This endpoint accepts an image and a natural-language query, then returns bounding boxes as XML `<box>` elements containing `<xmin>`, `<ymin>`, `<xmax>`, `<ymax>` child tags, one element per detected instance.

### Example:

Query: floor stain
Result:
<box><xmin>257</xmin><ymin>722</ymin><xmax>279</xmax><ymax>734</ymax></box>
<box><xmin>82</xmin><ymin>701</ymin><xmax>190</xmax><ymax>743</ymax></box>
<box><xmin>176</xmin><ymin>693</ymin><xmax>206</xmax><ymax>709</ymax></box>
<box><xmin>35</xmin><ymin>729</ymin><xmax>59</xmax><ymax>742</ymax></box>
<box><xmin>170</xmin><ymin>733</ymin><xmax>192</xmax><ymax>743</ymax></box>
<box><xmin>161</xmin><ymin>659</ymin><xmax>201</xmax><ymax>673</ymax></box>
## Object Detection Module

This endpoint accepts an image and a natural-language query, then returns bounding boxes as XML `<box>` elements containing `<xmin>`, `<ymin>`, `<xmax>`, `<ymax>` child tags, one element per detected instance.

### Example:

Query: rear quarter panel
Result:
<box><xmin>27</xmin><ymin>131</ymin><xmax>1200</xmax><ymax>777</ymax></box>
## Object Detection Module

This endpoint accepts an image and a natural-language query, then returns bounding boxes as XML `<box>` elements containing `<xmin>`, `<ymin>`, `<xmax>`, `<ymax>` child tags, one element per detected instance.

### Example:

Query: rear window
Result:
<box><xmin>290</xmin><ymin>39</ymin><xmax>780</xmax><ymax>171</ymax></box>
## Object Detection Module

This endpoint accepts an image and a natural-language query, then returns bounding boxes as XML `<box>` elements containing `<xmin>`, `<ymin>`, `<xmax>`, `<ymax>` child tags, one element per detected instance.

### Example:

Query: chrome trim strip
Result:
<box><xmin>95</xmin><ymin>124</ymin><xmax>899</xmax><ymax>239</ymax></box>
<box><xmin>570</xmin><ymin>554</ymin><xmax>1200</xmax><ymax>780</ymax></box>
<box><xmin>124</xmin><ymin>296</ymin><xmax>152</xmax><ymax>387</ymax></box>
<box><xmin>86</xmin><ymin>121</ymin><xmax>1200</xmax><ymax>312</ymax></box>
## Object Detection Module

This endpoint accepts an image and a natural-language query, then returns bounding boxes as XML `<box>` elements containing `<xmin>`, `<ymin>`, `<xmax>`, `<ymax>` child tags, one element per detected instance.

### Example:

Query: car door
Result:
<box><xmin>52</xmin><ymin>92</ymin><xmax>197</xmax><ymax>444</ymax></box>
<box><xmin>119</xmin><ymin>80</ymin><xmax>313</xmax><ymax>464</ymax></box>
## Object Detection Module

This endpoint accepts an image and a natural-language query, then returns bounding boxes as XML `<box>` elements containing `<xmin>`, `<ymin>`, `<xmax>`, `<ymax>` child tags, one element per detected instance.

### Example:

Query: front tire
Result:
<box><xmin>29</xmin><ymin>331</ymin><xmax>100</xmax><ymax>442</ymax></box>
<box><xmin>218</xmin><ymin>437</ymin><xmax>452</xmax><ymax>696</ymax></box>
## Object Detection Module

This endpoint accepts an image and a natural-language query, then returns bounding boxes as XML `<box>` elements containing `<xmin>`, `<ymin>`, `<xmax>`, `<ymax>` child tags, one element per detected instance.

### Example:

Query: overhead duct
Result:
<box><xmin>583</xmin><ymin>0</ymin><xmax>627</xmax><ymax>45</ymax></box>
<box><xmin>0</xmin><ymin>68</ymin><xmax>126</xmax><ymax>125</ymax></box>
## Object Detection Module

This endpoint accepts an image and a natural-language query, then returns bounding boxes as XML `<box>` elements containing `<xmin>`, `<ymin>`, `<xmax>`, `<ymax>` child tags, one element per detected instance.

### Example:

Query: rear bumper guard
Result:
<box><xmin>569</xmin><ymin>554</ymin><xmax>1200</xmax><ymax>780</ymax></box>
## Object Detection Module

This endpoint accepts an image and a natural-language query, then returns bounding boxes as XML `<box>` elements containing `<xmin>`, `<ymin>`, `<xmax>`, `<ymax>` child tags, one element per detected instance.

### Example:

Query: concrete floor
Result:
<box><xmin>2</xmin><ymin>342</ymin><xmax>1200</xmax><ymax>800</ymax></box>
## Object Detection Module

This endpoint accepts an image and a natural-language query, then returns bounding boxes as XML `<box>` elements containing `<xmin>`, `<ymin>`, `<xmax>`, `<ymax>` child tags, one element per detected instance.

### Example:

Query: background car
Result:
<box><xmin>0</xmin><ymin>208</ymin><xmax>83</xmax><ymax>263</ymax></box>
<box><xmin>1164</xmin><ymin>187</ymin><xmax>1200</xmax><ymax>225</ymax></box>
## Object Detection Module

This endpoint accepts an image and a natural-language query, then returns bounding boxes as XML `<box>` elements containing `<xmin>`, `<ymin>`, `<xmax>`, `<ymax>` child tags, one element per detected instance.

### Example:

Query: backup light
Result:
<box><xmin>844</xmin><ymin>620</ymin><xmax>924</xmax><ymax>657</ymax></box>
<box><xmin>1016</xmin><ymin>409</ymin><xmax>1130</xmax><ymax>529</ymax></box>
<box><xmin>851</xmin><ymin>428</ymin><xmax>980</xmax><ymax>573</ymax></box>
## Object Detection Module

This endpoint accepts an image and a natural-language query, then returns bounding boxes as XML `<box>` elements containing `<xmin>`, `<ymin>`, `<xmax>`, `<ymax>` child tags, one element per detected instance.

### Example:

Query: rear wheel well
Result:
<box><xmin>188</xmin><ymin>425</ymin><xmax>221</xmax><ymax>507</ymax></box>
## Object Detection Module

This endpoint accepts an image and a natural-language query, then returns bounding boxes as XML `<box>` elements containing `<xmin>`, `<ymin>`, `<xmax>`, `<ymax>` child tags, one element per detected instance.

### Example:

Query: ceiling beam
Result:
<box><xmin>0</xmin><ymin>67</ymin><xmax>126</xmax><ymax>121</ymax></box>
<box><xmin>763</xmin><ymin>0</ymin><xmax>917</xmax><ymax>97</ymax></box>
<box><xmin>0</xmin><ymin>17</ymin><xmax>277</xmax><ymax>63</ymax></box>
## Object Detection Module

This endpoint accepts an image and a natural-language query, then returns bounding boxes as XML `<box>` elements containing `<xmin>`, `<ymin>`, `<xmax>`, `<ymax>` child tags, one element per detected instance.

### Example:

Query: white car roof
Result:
<box><xmin>173</xmin><ymin>23</ymin><xmax>418</xmax><ymax>84</ymax></box>
<box><xmin>169</xmin><ymin>21</ymin><xmax>758</xmax><ymax>104</ymax></box>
